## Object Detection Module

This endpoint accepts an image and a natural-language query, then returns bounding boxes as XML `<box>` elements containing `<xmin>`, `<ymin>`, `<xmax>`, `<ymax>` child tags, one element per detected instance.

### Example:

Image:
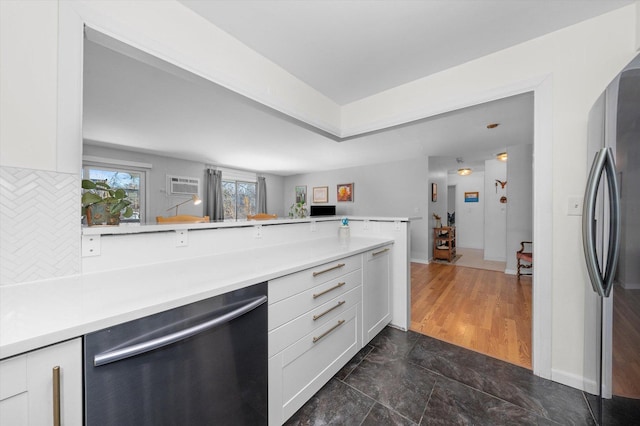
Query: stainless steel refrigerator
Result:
<box><xmin>583</xmin><ymin>53</ymin><xmax>640</xmax><ymax>425</ymax></box>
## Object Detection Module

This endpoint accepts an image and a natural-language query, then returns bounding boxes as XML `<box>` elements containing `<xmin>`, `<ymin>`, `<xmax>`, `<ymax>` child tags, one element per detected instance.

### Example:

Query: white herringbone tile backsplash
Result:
<box><xmin>0</xmin><ymin>166</ymin><xmax>81</xmax><ymax>285</ymax></box>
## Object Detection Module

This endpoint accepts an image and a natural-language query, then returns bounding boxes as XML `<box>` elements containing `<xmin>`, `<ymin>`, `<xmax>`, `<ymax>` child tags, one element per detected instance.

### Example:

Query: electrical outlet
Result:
<box><xmin>255</xmin><ymin>225</ymin><xmax>262</xmax><ymax>238</ymax></box>
<box><xmin>176</xmin><ymin>230</ymin><xmax>188</xmax><ymax>247</ymax></box>
<box><xmin>82</xmin><ymin>234</ymin><xmax>101</xmax><ymax>257</ymax></box>
<box><xmin>394</xmin><ymin>221</ymin><xmax>401</xmax><ymax>231</ymax></box>
<box><xmin>363</xmin><ymin>219</ymin><xmax>370</xmax><ymax>230</ymax></box>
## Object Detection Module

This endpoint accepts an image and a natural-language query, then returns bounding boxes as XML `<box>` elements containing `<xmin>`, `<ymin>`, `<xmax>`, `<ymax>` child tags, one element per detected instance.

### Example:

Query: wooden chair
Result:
<box><xmin>156</xmin><ymin>215</ymin><xmax>210</xmax><ymax>223</ymax></box>
<box><xmin>516</xmin><ymin>241</ymin><xmax>533</xmax><ymax>279</ymax></box>
<box><xmin>246</xmin><ymin>213</ymin><xmax>277</xmax><ymax>220</ymax></box>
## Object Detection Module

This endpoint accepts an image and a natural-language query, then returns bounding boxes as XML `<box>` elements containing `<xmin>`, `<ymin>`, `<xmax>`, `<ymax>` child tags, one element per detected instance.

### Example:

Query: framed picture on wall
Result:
<box><xmin>313</xmin><ymin>186</ymin><xmax>328</xmax><ymax>203</ymax></box>
<box><xmin>464</xmin><ymin>191</ymin><xmax>479</xmax><ymax>202</ymax></box>
<box><xmin>431</xmin><ymin>183</ymin><xmax>437</xmax><ymax>202</ymax></box>
<box><xmin>295</xmin><ymin>186</ymin><xmax>307</xmax><ymax>203</ymax></box>
<box><xmin>337</xmin><ymin>183</ymin><xmax>354</xmax><ymax>202</ymax></box>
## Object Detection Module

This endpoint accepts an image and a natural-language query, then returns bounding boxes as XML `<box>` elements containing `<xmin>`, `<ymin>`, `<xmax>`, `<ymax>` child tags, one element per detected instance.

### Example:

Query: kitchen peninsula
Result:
<box><xmin>0</xmin><ymin>216</ymin><xmax>413</xmax><ymax>425</ymax></box>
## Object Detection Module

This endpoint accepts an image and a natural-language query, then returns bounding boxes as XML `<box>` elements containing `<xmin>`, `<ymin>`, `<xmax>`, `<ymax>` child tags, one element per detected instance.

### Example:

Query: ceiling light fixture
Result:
<box><xmin>496</xmin><ymin>152</ymin><xmax>508</xmax><ymax>162</ymax></box>
<box><xmin>487</xmin><ymin>123</ymin><xmax>500</xmax><ymax>129</ymax></box>
<box><xmin>455</xmin><ymin>158</ymin><xmax>472</xmax><ymax>176</ymax></box>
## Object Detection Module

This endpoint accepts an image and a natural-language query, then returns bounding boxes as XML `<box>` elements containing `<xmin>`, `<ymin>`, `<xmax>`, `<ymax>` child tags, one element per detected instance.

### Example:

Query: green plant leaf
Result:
<box><xmin>123</xmin><ymin>206</ymin><xmax>133</xmax><ymax>218</ymax></box>
<box><xmin>82</xmin><ymin>179</ymin><xmax>97</xmax><ymax>189</ymax></box>
<box><xmin>114</xmin><ymin>188</ymin><xmax>126</xmax><ymax>199</ymax></box>
<box><xmin>82</xmin><ymin>192</ymin><xmax>103</xmax><ymax>206</ymax></box>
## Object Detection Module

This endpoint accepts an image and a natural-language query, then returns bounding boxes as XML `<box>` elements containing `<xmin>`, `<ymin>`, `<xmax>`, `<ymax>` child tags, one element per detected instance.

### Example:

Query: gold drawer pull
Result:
<box><xmin>53</xmin><ymin>366</ymin><xmax>61</xmax><ymax>426</ymax></box>
<box><xmin>312</xmin><ymin>263</ymin><xmax>345</xmax><ymax>277</ymax></box>
<box><xmin>313</xmin><ymin>300</ymin><xmax>346</xmax><ymax>321</ymax></box>
<box><xmin>313</xmin><ymin>282</ymin><xmax>345</xmax><ymax>299</ymax></box>
<box><xmin>313</xmin><ymin>319</ymin><xmax>345</xmax><ymax>343</ymax></box>
<box><xmin>373</xmin><ymin>248</ymin><xmax>390</xmax><ymax>256</ymax></box>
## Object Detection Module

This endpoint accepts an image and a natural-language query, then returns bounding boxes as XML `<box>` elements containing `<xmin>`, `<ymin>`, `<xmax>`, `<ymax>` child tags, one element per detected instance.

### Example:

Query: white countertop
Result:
<box><xmin>82</xmin><ymin>216</ymin><xmax>420</xmax><ymax>235</ymax></box>
<box><xmin>0</xmin><ymin>236</ymin><xmax>392</xmax><ymax>359</ymax></box>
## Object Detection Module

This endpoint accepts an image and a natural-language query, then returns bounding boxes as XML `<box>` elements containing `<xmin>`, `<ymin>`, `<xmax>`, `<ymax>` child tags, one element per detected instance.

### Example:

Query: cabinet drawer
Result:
<box><xmin>270</xmin><ymin>304</ymin><xmax>360</xmax><ymax>423</ymax></box>
<box><xmin>268</xmin><ymin>255</ymin><xmax>362</xmax><ymax>304</ymax></box>
<box><xmin>269</xmin><ymin>286</ymin><xmax>361</xmax><ymax>357</ymax></box>
<box><xmin>269</xmin><ymin>269</ymin><xmax>361</xmax><ymax>331</ymax></box>
<box><xmin>0</xmin><ymin>355</ymin><xmax>27</xmax><ymax>400</ymax></box>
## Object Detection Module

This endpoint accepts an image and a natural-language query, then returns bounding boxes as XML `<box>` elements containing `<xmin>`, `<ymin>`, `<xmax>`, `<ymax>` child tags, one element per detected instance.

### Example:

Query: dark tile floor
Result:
<box><xmin>285</xmin><ymin>327</ymin><xmax>613</xmax><ymax>425</ymax></box>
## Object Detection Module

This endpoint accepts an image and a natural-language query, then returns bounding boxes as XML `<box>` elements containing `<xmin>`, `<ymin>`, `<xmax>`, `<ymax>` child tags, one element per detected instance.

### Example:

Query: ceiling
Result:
<box><xmin>82</xmin><ymin>1</ymin><xmax>631</xmax><ymax>176</ymax></box>
<box><xmin>178</xmin><ymin>0</ymin><xmax>632</xmax><ymax>105</ymax></box>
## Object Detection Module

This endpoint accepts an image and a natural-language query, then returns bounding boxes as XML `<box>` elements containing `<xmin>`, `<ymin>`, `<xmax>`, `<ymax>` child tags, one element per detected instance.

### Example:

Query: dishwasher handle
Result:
<box><xmin>94</xmin><ymin>295</ymin><xmax>267</xmax><ymax>367</ymax></box>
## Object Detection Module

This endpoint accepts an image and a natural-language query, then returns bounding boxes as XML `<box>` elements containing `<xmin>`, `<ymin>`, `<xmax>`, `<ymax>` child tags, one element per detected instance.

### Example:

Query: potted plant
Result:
<box><xmin>288</xmin><ymin>201</ymin><xmax>308</xmax><ymax>219</ymax></box>
<box><xmin>82</xmin><ymin>179</ymin><xmax>133</xmax><ymax>226</ymax></box>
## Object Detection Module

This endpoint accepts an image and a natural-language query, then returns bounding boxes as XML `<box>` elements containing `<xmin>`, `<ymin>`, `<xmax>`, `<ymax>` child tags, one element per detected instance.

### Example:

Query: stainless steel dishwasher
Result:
<box><xmin>84</xmin><ymin>282</ymin><xmax>268</xmax><ymax>426</ymax></box>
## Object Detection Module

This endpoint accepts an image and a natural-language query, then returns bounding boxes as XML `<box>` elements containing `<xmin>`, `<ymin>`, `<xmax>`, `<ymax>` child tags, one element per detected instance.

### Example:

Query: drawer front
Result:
<box><xmin>268</xmin><ymin>255</ymin><xmax>362</xmax><ymax>304</ymax></box>
<box><xmin>279</xmin><ymin>305</ymin><xmax>360</xmax><ymax>421</ymax></box>
<box><xmin>0</xmin><ymin>355</ymin><xmax>27</xmax><ymax>401</ymax></box>
<box><xmin>269</xmin><ymin>286</ymin><xmax>361</xmax><ymax>357</ymax></box>
<box><xmin>269</xmin><ymin>269</ymin><xmax>361</xmax><ymax>331</ymax></box>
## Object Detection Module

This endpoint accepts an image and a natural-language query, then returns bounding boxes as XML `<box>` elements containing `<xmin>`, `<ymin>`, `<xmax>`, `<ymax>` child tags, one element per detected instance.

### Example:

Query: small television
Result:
<box><xmin>310</xmin><ymin>205</ymin><xmax>336</xmax><ymax>216</ymax></box>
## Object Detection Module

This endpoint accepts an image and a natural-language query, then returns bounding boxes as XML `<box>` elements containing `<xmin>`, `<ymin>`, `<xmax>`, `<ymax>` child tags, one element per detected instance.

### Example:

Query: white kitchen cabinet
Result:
<box><xmin>362</xmin><ymin>245</ymin><xmax>392</xmax><ymax>345</ymax></box>
<box><xmin>268</xmin><ymin>255</ymin><xmax>363</xmax><ymax>425</ymax></box>
<box><xmin>0</xmin><ymin>338</ymin><xmax>82</xmax><ymax>426</ymax></box>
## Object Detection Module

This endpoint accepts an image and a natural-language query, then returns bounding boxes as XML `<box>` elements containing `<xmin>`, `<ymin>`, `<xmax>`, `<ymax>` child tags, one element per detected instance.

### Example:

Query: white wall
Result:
<box><xmin>82</xmin><ymin>144</ymin><xmax>286</xmax><ymax>220</ymax></box>
<box><xmin>283</xmin><ymin>157</ymin><xmax>429</xmax><ymax>262</ymax></box>
<box><xmin>484</xmin><ymin>159</ymin><xmax>507</xmax><ymax>261</ymax></box>
<box><xmin>448</xmin><ymin>172</ymin><xmax>485</xmax><ymax>249</ymax></box>
<box><xmin>506</xmin><ymin>145</ymin><xmax>534</xmax><ymax>273</ymax></box>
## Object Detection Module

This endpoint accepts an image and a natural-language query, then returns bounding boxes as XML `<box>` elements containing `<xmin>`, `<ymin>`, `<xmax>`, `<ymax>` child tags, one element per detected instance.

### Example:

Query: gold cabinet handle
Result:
<box><xmin>313</xmin><ymin>300</ymin><xmax>346</xmax><ymax>321</ymax></box>
<box><xmin>52</xmin><ymin>366</ymin><xmax>61</xmax><ymax>426</ymax></box>
<box><xmin>312</xmin><ymin>263</ymin><xmax>345</xmax><ymax>277</ymax></box>
<box><xmin>372</xmin><ymin>248</ymin><xmax>390</xmax><ymax>256</ymax></box>
<box><xmin>313</xmin><ymin>319</ymin><xmax>345</xmax><ymax>343</ymax></box>
<box><xmin>312</xmin><ymin>282</ymin><xmax>345</xmax><ymax>299</ymax></box>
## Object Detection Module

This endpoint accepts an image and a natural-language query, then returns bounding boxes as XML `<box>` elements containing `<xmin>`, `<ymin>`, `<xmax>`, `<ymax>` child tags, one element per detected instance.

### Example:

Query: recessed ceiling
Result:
<box><xmin>178</xmin><ymin>0</ymin><xmax>632</xmax><ymax>105</ymax></box>
<box><xmin>83</xmin><ymin>38</ymin><xmax>532</xmax><ymax>176</ymax></box>
<box><xmin>84</xmin><ymin>1</ymin><xmax>630</xmax><ymax>176</ymax></box>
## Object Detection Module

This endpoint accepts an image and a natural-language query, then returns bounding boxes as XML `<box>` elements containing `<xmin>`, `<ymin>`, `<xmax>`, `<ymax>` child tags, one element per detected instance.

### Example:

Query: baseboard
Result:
<box><xmin>411</xmin><ymin>257</ymin><xmax>429</xmax><ymax>264</ymax></box>
<box><xmin>504</xmin><ymin>269</ymin><xmax>517</xmax><ymax>275</ymax></box>
<box><xmin>484</xmin><ymin>256</ymin><xmax>506</xmax><ymax>262</ymax></box>
<box><xmin>551</xmin><ymin>368</ymin><xmax>598</xmax><ymax>394</ymax></box>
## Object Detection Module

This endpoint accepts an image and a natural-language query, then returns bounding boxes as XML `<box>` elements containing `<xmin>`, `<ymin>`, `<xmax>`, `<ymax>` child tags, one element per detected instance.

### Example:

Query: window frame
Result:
<box><xmin>82</xmin><ymin>161</ymin><xmax>148</xmax><ymax>223</ymax></box>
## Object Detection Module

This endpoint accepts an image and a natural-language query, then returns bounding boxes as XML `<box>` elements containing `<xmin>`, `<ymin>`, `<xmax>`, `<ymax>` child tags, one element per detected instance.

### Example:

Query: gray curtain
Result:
<box><xmin>204</xmin><ymin>168</ymin><xmax>224</xmax><ymax>221</ymax></box>
<box><xmin>257</xmin><ymin>176</ymin><xmax>267</xmax><ymax>214</ymax></box>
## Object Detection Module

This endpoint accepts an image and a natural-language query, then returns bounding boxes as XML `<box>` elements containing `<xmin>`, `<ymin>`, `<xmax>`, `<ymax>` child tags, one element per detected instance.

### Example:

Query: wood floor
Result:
<box><xmin>410</xmin><ymin>262</ymin><xmax>533</xmax><ymax>369</ymax></box>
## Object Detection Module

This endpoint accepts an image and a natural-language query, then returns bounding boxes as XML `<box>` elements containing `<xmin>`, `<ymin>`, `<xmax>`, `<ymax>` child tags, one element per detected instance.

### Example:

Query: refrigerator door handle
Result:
<box><xmin>582</xmin><ymin>147</ymin><xmax>621</xmax><ymax>297</ymax></box>
<box><xmin>601</xmin><ymin>148</ymin><xmax>621</xmax><ymax>297</ymax></box>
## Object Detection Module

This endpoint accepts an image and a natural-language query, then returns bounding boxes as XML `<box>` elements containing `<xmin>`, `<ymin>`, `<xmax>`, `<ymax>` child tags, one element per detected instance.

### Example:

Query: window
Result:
<box><xmin>222</xmin><ymin>180</ymin><xmax>256</xmax><ymax>220</ymax></box>
<box><xmin>82</xmin><ymin>165</ymin><xmax>146</xmax><ymax>223</ymax></box>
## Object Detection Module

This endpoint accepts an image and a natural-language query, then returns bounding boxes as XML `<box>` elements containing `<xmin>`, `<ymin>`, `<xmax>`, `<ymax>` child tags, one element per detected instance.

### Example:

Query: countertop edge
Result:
<box><xmin>1</xmin><ymin>237</ymin><xmax>393</xmax><ymax>359</ymax></box>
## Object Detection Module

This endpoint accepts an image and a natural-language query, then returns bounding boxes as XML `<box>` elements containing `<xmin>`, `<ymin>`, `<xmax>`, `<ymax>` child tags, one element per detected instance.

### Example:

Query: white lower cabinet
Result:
<box><xmin>0</xmin><ymin>338</ymin><xmax>82</xmax><ymax>426</ymax></box>
<box><xmin>363</xmin><ymin>245</ymin><xmax>392</xmax><ymax>345</ymax></box>
<box><xmin>268</xmin><ymin>255</ymin><xmax>363</xmax><ymax>425</ymax></box>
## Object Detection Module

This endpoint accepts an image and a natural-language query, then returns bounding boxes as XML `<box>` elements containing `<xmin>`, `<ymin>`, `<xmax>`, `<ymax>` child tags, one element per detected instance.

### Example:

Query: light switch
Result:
<box><xmin>568</xmin><ymin>196</ymin><xmax>583</xmax><ymax>216</ymax></box>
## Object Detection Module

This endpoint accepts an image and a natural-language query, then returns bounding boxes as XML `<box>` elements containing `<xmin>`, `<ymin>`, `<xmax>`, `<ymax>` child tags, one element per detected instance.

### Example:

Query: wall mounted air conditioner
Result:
<box><xmin>167</xmin><ymin>175</ymin><xmax>200</xmax><ymax>196</ymax></box>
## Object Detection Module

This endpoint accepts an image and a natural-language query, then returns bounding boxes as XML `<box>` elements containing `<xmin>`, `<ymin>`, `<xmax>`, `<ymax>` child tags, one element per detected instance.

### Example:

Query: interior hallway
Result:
<box><xmin>410</xmin><ymin>261</ymin><xmax>532</xmax><ymax>369</ymax></box>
